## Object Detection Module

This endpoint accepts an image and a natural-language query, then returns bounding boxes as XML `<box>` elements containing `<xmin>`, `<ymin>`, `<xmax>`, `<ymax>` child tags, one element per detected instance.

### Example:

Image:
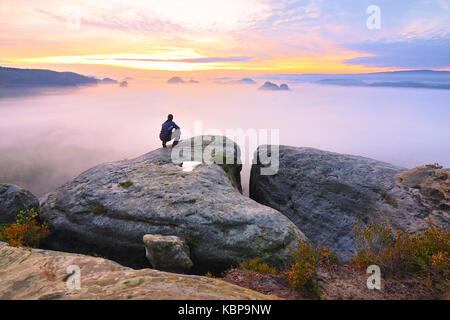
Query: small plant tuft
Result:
<box><xmin>91</xmin><ymin>204</ymin><xmax>107</xmax><ymax>214</ymax></box>
<box><xmin>286</xmin><ymin>238</ymin><xmax>337</xmax><ymax>298</ymax></box>
<box><xmin>119</xmin><ymin>181</ymin><xmax>133</xmax><ymax>188</ymax></box>
<box><xmin>239</xmin><ymin>258</ymin><xmax>277</xmax><ymax>275</ymax></box>
<box><xmin>352</xmin><ymin>219</ymin><xmax>449</xmax><ymax>289</ymax></box>
<box><xmin>381</xmin><ymin>191</ymin><xmax>398</xmax><ymax>208</ymax></box>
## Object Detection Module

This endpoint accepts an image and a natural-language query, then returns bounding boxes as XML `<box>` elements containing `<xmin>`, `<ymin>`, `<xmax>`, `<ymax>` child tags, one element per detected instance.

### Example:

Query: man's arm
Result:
<box><xmin>171</xmin><ymin>121</ymin><xmax>180</xmax><ymax>130</ymax></box>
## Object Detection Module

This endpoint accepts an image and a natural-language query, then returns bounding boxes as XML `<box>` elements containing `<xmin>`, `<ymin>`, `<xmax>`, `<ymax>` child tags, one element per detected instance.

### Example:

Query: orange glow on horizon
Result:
<box><xmin>4</xmin><ymin>51</ymin><xmax>390</xmax><ymax>75</ymax></box>
<box><xmin>1</xmin><ymin>1</ymin><xmax>446</xmax><ymax>76</ymax></box>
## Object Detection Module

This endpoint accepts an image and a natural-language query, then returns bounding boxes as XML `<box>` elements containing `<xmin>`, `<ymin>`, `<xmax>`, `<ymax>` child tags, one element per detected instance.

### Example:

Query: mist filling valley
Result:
<box><xmin>1</xmin><ymin>81</ymin><xmax>449</xmax><ymax>197</ymax></box>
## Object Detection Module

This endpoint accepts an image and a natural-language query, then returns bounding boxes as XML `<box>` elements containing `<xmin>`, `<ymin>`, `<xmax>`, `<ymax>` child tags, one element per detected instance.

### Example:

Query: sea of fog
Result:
<box><xmin>1</xmin><ymin>82</ymin><xmax>449</xmax><ymax>197</ymax></box>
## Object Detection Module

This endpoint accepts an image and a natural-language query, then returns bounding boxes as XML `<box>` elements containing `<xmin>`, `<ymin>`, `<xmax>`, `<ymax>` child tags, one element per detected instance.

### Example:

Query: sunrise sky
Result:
<box><xmin>1</xmin><ymin>0</ymin><xmax>449</xmax><ymax>79</ymax></box>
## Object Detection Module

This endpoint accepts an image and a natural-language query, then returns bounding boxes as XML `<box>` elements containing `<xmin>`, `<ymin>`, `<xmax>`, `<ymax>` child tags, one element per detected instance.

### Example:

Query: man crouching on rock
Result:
<box><xmin>160</xmin><ymin>114</ymin><xmax>181</xmax><ymax>148</ymax></box>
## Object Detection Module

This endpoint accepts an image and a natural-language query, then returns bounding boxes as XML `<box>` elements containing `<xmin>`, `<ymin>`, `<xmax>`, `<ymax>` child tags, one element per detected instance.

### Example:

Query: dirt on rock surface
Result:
<box><xmin>223</xmin><ymin>269</ymin><xmax>304</xmax><ymax>300</ymax></box>
<box><xmin>223</xmin><ymin>265</ymin><xmax>445</xmax><ymax>300</ymax></box>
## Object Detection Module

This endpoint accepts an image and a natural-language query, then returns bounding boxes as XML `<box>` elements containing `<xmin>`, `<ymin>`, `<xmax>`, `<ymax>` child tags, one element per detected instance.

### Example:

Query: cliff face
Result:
<box><xmin>0</xmin><ymin>242</ymin><xmax>276</xmax><ymax>300</ymax></box>
<box><xmin>39</xmin><ymin>136</ymin><xmax>305</xmax><ymax>272</ymax></box>
<box><xmin>250</xmin><ymin>146</ymin><xmax>449</xmax><ymax>261</ymax></box>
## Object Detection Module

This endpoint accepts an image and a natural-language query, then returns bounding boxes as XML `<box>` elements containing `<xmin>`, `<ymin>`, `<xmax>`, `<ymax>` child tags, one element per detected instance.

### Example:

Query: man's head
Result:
<box><xmin>168</xmin><ymin>114</ymin><xmax>173</xmax><ymax>121</ymax></box>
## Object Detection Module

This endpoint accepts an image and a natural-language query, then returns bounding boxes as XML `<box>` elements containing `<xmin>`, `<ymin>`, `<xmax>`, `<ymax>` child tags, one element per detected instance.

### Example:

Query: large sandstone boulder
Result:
<box><xmin>0</xmin><ymin>243</ymin><xmax>276</xmax><ymax>300</ymax></box>
<box><xmin>40</xmin><ymin>136</ymin><xmax>305</xmax><ymax>272</ymax></box>
<box><xmin>0</xmin><ymin>184</ymin><xmax>39</xmax><ymax>224</ymax></box>
<box><xmin>143</xmin><ymin>234</ymin><xmax>193</xmax><ymax>273</ymax></box>
<box><xmin>250</xmin><ymin>146</ymin><xmax>449</xmax><ymax>261</ymax></box>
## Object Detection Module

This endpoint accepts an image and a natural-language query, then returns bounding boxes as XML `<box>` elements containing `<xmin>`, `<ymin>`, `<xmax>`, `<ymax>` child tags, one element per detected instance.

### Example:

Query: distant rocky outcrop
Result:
<box><xmin>143</xmin><ymin>234</ymin><xmax>193</xmax><ymax>273</ymax></box>
<box><xmin>98</xmin><ymin>78</ymin><xmax>118</xmax><ymax>84</ymax></box>
<box><xmin>167</xmin><ymin>77</ymin><xmax>198</xmax><ymax>84</ymax></box>
<box><xmin>0</xmin><ymin>243</ymin><xmax>275</xmax><ymax>300</ymax></box>
<box><xmin>167</xmin><ymin>76</ymin><xmax>185</xmax><ymax>84</ymax></box>
<box><xmin>0</xmin><ymin>184</ymin><xmax>39</xmax><ymax>224</ymax></box>
<box><xmin>250</xmin><ymin>146</ymin><xmax>449</xmax><ymax>261</ymax></box>
<box><xmin>258</xmin><ymin>81</ymin><xmax>289</xmax><ymax>91</ymax></box>
<box><xmin>233</xmin><ymin>78</ymin><xmax>256</xmax><ymax>85</ymax></box>
<box><xmin>0</xmin><ymin>66</ymin><xmax>98</xmax><ymax>88</ymax></box>
<box><xmin>39</xmin><ymin>136</ymin><xmax>305</xmax><ymax>272</ymax></box>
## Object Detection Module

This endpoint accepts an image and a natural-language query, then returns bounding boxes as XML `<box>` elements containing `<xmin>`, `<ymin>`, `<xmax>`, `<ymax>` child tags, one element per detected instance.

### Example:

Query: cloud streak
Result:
<box><xmin>34</xmin><ymin>8</ymin><xmax>187</xmax><ymax>35</ymax></box>
<box><xmin>114</xmin><ymin>56</ymin><xmax>252</xmax><ymax>63</ymax></box>
<box><xmin>344</xmin><ymin>36</ymin><xmax>450</xmax><ymax>69</ymax></box>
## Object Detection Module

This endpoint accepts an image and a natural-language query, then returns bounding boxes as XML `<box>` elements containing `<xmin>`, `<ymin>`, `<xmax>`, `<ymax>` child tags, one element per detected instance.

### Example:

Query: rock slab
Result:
<box><xmin>0</xmin><ymin>243</ymin><xmax>276</xmax><ymax>300</ymax></box>
<box><xmin>143</xmin><ymin>234</ymin><xmax>193</xmax><ymax>273</ymax></box>
<box><xmin>250</xmin><ymin>146</ymin><xmax>449</xmax><ymax>261</ymax></box>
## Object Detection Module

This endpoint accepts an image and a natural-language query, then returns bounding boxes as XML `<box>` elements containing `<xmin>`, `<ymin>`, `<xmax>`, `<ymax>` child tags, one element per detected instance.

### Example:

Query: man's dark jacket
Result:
<box><xmin>159</xmin><ymin>120</ymin><xmax>180</xmax><ymax>141</ymax></box>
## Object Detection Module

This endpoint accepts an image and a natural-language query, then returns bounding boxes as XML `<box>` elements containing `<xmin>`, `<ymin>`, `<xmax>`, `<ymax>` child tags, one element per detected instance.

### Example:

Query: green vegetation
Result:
<box><xmin>239</xmin><ymin>258</ymin><xmax>277</xmax><ymax>275</ymax></box>
<box><xmin>119</xmin><ymin>181</ymin><xmax>133</xmax><ymax>188</ymax></box>
<box><xmin>0</xmin><ymin>208</ymin><xmax>50</xmax><ymax>248</ymax></box>
<box><xmin>352</xmin><ymin>220</ymin><xmax>449</xmax><ymax>289</ymax></box>
<box><xmin>205</xmin><ymin>272</ymin><xmax>217</xmax><ymax>278</ymax></box>
<box><xmin>286</xmin><ymin>239</ymin><xmax>337</xmax><ymax>298</ymax></box>
<box><xmin>381</xmin><ymin>191</ymin><xmax>398</xmax><ymax>207</ymax></box>
<box><xmin>0</xmin><ymin>224</ymin><xmax>7</xmax><ymax>237</ymax></box>
<box><xmin>236</xmin><ymin>239</ymin><xmax>336</xmax><ymax>298</ymax></box>
<box><xmin>233</xmin><ymin>221</ymin><xmax>449</xmax><ymax>299</ymax></box>
<box><xmin>16</xmin><ymin>207</ymin><xmax>39</xmax><ymax>224</ymax></box>
<box><xmin>211</xmin><ymin>154</ymin><xmax>241</xmax><ymax>191</ymax></box>
<box><xmin>91</xmin><ymin>204</ymin><xmax>107</xmax><ymax>214</ymax></box>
